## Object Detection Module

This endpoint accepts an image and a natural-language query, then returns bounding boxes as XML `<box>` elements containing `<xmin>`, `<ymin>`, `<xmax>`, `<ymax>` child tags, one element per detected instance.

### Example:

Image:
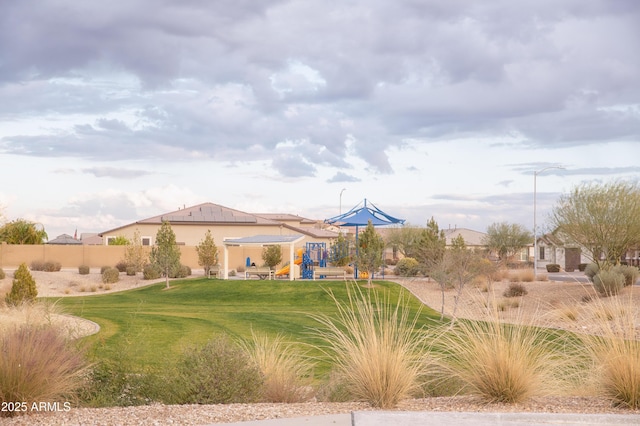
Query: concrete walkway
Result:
<box><xmin>218</xmin><ymin>411</ymin><xmax>640</xmax><ymax>426</ymax></box>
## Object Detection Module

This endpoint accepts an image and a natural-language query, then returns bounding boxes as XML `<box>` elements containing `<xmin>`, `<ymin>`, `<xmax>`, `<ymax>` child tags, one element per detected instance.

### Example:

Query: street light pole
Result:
<box><xmin>534</xmin><ymin>166</ymin><xmax>564</xmax><ymax>280</ymax></box>
<box><xmin>339</xmin><ymin>188</ymin><xmax>346</xmax><ymax>214</ymax></box>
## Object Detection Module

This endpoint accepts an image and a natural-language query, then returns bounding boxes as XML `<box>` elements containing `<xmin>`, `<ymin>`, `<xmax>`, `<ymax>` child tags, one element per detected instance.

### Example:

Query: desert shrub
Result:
<box><xmin>0</xmin><ymin>268</ymin><xmax>5</xmax><ymax>280</ymax></box>
<box><xmin>43</xmin><ymin>261</ymin><xmax>62</xmax><ymax>272</ymax></box>
<box><xmin>508</xmin><ymin>269</ymin><xmax>535</xmax><ymax>283</ymax></box>
<box><xmin>0</xmin><ymin>325</ymin><xmax>87</xmax><ymax>417</ymax></box>
<box><xmin>584</xmin><ymin>263</ymin><xmax>599</xmax><ymax>283</ymax></box>
<box><xmin>546</xmin><ymin>264</ymin><xmax>560</xmax><ymax>273</ymax></box>
<box><xmin>432</xmin><ymin>313</ymin><xmax>573</xmax><ymax>404</ymax></box>
<box><xmin>169</xmin><ymin>264</ymin><xmax>191</xmax><ymax>278</ymax></box>
<box><xmin>115</xmin><ymin>260</ymin><xmax>129</xmax><ymax>273</ymax></box>
<box><xmin>29</xmin><ymin>260</ymin><xmax>46</xmax><ymax>271</ymax></box>
<box><xmin>100</xmin><ymin>266</ymin><xmax>110</xmax><ymax>274</ymax></box>
<box><xmin>170</xmin><ymin>334</ymin><xmax>264</xmax><ymax>404</ymax></box>
<box><xmin>143</xmin><ymin>264</ymin><xmax>162</xmax><ymax>280</ymax></box>
<box><xmin>593</xmin><ymin>270</ymin><xmax>624</xmax><ymax>296</ymax></box>
<box><xmin>612</xmin><ymin>265</ymin><xmax>639</xmax><ymax>287</ymax></box>
<box><xmin>78</xmin><ymin>265</ymin><xmax>90</xmax><ymax>275</ymax></box>
<box><xmin>310</xmin><ymin>284</ymin><xmax>428</xmax><ymax>409</ymax></box>
<box><xmin>126</xmin><ymin>266</ymin><xmax>136</xmax><ymax>276</ymax></box>
<box><xmin>237</xmin><ymin>265</ymin><xmax>246</xmax><ymax>273</ymax></box>
<box><xmin>394</xmin><ymin>257</ymin><xmax>420</xmax><ymax>277</ymax></box>
<box><xmin>101</xmin><ymin>267</ymin><xmax>120</xmax><ymax>284</ymax></box>
<box><xmin>5</xmin><ymin>263</ymin><xmax>37</xmax><ymax>306</ymax></box>
<box><xmin>503</xmin><ymin>282</ymin><xmax>528</xmax><ymax>298</ymax></box>
<box><xmin>239</xmin><ymin>331</ymin><xmax>313</xmax><ymax>403</ymax></box>
<box><xmin>579</xmin><ymin>296</ymin><xmax>640</xmax><ymax>409</ymax></box>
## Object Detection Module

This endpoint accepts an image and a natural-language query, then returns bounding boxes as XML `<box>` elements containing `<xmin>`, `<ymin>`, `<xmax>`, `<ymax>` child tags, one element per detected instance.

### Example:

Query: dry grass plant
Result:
<box><xmin>578</xmin><ymin>294</ymin><xmax>640</xmax><ymax>409</ymax></box>
<box><xmin>431</xmin><ymin>295</ymin><xmax>576</xmax><ymax>404</ymax></box>
<box><xmin>309</xmin><ymin>282</ymin><xmax>428</xmax><ymax>409</ymax></box>
<box><xmin>0</xmin><ymin>306</ymin><xmax>88</xmax><ymax>417</ymax></box>
<box><xmin>240</xmin><ymin>330</ymin><xmax>314</xmax><ymax>403</ymax></box>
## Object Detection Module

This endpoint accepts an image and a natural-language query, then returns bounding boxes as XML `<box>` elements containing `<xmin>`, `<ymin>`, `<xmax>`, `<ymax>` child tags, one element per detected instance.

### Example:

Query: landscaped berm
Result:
<box><xmin>0</xmin><ymin>268</ymin><xmax>639</xmax><ymax>425</ymax></box>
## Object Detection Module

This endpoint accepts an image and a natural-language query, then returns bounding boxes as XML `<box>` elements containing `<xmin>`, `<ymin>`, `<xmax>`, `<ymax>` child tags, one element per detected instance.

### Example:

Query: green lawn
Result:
<box><xmin>52</xmin><ymin>278</ymin><xmax>441</xmax><ymax>371</ymax></box>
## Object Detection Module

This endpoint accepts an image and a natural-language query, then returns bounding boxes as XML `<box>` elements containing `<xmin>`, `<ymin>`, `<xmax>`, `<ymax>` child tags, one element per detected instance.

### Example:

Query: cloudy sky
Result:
<box><xmin>1</xmin><ymin>0</ymin><xmax>639</xmax><ymax>240</ymax></box>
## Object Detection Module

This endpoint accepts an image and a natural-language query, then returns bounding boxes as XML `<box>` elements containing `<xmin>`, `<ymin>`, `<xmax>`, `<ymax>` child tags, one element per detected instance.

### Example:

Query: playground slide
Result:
<box><xmin>275</xmin><ymin>256</ymin><xmax>303</xmax><ymax>277</ymax></box>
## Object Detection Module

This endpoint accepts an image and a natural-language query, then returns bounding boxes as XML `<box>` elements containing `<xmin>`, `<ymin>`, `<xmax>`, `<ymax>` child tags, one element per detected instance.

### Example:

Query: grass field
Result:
<box><xmin>52</xmin><ymin>278</ymin><xmax>441</xmax><ymax>372</ymax></box>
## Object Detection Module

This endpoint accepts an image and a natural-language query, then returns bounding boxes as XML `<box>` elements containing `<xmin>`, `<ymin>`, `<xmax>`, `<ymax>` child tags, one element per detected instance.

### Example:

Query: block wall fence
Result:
<box><xmin>0</xmin><ymin>243</ymin><xmax>265</xmax><ymax>271</ymax></box>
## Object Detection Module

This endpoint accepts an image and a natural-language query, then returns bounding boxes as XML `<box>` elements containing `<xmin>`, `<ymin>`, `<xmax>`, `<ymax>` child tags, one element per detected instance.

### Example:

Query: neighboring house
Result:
<box><xmin>443</xmin><ymin>227</ymin><xmax>487</xmax><ymax>249</ymax></box>
<box><xmin>98</xmin><ymin>202</ymin><xmax>340</xmax><ymax>269</ymax></box>
<box><xmin>537</xmin><ymin>231</ymin><xmax>590</xmax><ymax>272</ymax></box>
<box><xmin>537</xmin><ymin>230</ymin><xmax>640</xmax><ymax>270</ymax></box>
<box><xmin>80</xmin><ymin>233</ymin><xmax>103</xmax><ymax>245</ymax></box>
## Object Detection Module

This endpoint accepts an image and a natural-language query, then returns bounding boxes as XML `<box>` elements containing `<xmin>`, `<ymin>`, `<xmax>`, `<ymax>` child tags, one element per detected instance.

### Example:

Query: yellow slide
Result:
<box><xmin>276</xmin><ymin>249</ymin><xmax>304</xmax><ymax>277</ymax></box>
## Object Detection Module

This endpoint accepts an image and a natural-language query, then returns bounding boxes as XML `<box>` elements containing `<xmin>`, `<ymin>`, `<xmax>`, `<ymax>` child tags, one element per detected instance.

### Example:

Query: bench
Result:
<box><xmin>313</xmin><ymin>267</ymin><xmax>347</xmax><ymax>280</ymax></box>
<box><xmin>207</xmin><ymin>266</ymin><xmax>221</xmax><ymax>279</ymax></box>
<box><xmin>244</xmin><ymin>267</ymin><xmax>274</xmax><ymax>280</ymax></box>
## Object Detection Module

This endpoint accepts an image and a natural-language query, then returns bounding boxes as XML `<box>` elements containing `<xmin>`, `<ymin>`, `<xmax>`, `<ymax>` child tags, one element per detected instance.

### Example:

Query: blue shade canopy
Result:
<box><xmin>325</xmin><ymin>199</ymin><xmax>405</xmax><ymax>227</ymax></box>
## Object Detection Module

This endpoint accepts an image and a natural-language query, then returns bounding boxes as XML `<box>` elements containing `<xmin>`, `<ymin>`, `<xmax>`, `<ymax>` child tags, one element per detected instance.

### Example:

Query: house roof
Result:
<box><xmin>100</xmin><ymin>202</ymin><xmax>281</xmax><ymax>236</ymax></box>
<box><xmin>47</xmin><ymin>234</ymin><xmax>82</xmax><ymax>245</ymax></box>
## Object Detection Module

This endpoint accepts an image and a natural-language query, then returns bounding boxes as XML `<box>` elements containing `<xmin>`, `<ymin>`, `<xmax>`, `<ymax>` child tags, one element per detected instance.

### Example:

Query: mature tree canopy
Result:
<box><xmin>356</xmin><ymin>220</ymin><xmax>385</xmax><ymax>287</ymax></box>
<box><xmin>551</xmin><ymin>181</ymin><xmax>640</xmax><ymax>268</ymax></box>
<box><xmin>196</xmin><ymin>230</ymin><xmax>219</xmax><ymax>276</ymax></box>
<box><xmin>0</xmin><ymin>219</ymin><xmax>48</xmax><ymax>244</ymax></box>
<box><xmin>383</xmin><ymin>224</ymin><xmax>423</xmax><ymax>259</ymax></box>
<box><xmin>483</xmin><ymin>222</ymin><xmax>532</xmax><ymax>263</ymax></box>
<box><xmin>150</xmin><ymin>221</ymin><xmax>181</xmax><ymax>288</ymax></box>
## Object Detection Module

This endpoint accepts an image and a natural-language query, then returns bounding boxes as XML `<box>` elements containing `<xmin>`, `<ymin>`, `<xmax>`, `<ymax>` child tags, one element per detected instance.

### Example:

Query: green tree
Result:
<box><xmin>0</xmin><ymin>219</ymin><xmax>48</xmax><ymax>244</ymax></box>
<box><xmin>5</xmin><ymin>263</ymin><xmax>38</xmax><ymax>306</ymax></box>
<box><xmin>196</xmin><ymin>230</ymin><xmax>219</xmax><ymax>276</ymax></box>
<box><xmin>124</xmin><ymin>228</ymin><xmax>148</xmax><ymax>273</ymax></box>
<box><xmin>415</xmin><ymin>217</ymin><xmax>446</xmax><ymax>276</ymax></box>
<box><xmin>262</xmin><ymin>245</ymin><xmax>283</xmax><ymax>269</ymax></box>
<box><xmin>329</xmin><ymin>232</ymin><xmax>351</xmax><ymax>267</ymax></box>
<box><xmin>108</xmin><ymin>235</ymin><xmax>130</xmax><ymax>245</ymax></box>
<box><xmin>149</xmin><ymin>221</ymin><xmax>181</xmax><ymax>289</ymax></box>
<box><xmin>551</xmin><ymin>181</ymin><xmax>640</xmax><ymax>268</ymax></box>
<box><xmin>355</xmin><ymin>221</ymin><xmax>385</xmax><ymax>287</ymax></box>
<box><xmin>482</xmin><ymin>222</ymin><xmax>532</xmax><ymax>264</ymax></box>
<box><xmin>384</xmin><ymin>224</ymin><xmax>423</xmax><ymax>259</ymax></box>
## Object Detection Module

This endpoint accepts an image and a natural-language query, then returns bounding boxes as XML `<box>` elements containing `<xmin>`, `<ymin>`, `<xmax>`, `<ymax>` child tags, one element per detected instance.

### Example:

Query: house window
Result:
<box><xmin>106</xmin><ymin>236</ymin><xmax>116</xmax><ymax>245</ymax></box>
<box><xmin>539</xmin><ymin>246</ymin><xmax>545</xmax><ymax>260</ymax></box>
<box><xmin>141</xmin><ymin>237</ymin><xmax>151</xmax><ymax>246</ymax></box>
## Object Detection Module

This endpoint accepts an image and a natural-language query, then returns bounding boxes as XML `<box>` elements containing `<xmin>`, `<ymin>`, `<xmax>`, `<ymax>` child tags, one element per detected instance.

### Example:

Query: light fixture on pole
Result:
<box><xmin>339</xmin><ymin>188</ymin><xmax>346</xmax><ymax>214</ymax></box>
<box><xmin>534</xmin><ymin>166</ymin><xmax>565</xmax><ymax>280</ymax></box>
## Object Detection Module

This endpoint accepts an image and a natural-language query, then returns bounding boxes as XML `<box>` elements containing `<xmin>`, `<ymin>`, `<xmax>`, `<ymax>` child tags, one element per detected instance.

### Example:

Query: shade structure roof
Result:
<box><xmin>223</xmin><ymin>235</ymin><xmax>305</xmax><ymax>246</ymax></box>
<box><xmin>324</xmin><ymin>199</ymin><xmax>405</xmax><ymax>227</ymax></box>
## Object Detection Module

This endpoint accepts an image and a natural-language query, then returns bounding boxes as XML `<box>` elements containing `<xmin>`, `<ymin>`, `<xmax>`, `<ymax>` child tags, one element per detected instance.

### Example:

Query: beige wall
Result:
<box><xmin>1</xmin><ymin>242</ymin><xmax>319</xmax><ymax>271</ymax></box>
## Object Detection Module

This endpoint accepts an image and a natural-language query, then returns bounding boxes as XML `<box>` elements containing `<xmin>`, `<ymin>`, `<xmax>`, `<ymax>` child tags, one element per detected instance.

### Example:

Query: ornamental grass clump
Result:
<box><xmin>432</xmin><ymin>306</ymin><xmax>573</xmax><ymax>404</ymax></box>
<box><xmin>240</xmin><ymin>331</ymin><xmax>314</xmax><ymax>403</ymax></box>
<box><xmin>310</xmin><ymin>283</ymin><xmax>428</xmax><ymax>409</ymax></box>
<box><xmin>579</xmin><ymin>295</ymin><xmax>640</xmax><ymax>409</ymax></box>
<box><xmin>0</xmin><ymin>325</ymin><xmax>88</xmax><ymax>417</ymax></box>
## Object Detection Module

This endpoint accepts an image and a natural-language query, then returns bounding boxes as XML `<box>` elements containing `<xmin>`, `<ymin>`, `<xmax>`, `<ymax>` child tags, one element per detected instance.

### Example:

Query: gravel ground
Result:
<box><xmin>2</xmin><ymin>397</ymin><xmax>639</xmax><ymax>425</ymax></box>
